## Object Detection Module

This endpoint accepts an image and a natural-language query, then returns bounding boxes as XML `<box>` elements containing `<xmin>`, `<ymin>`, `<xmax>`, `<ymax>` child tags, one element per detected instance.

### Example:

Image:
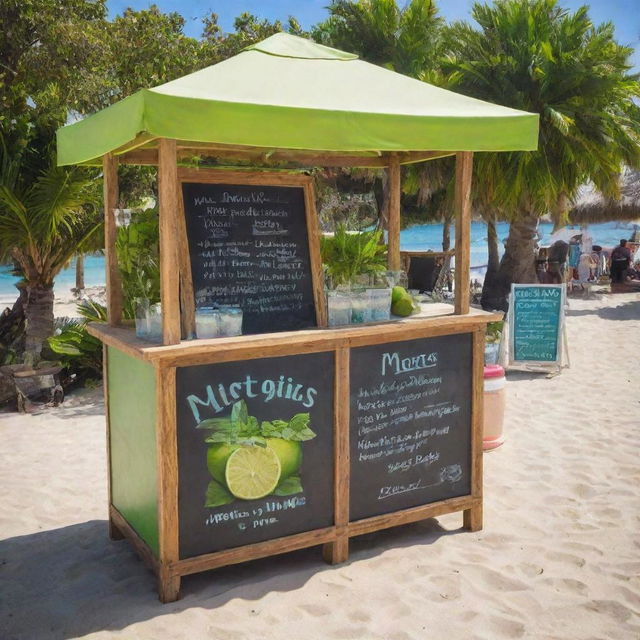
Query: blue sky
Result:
<box><xmin>107</xmin><ymin>0</ymin><xmax>639</xmax><ymax>69</ymax></box>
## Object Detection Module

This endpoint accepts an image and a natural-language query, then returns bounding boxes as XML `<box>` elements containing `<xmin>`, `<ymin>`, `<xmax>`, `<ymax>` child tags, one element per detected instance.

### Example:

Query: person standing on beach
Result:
<box><xmin>610</xmin><ymin>239</ymin><xmax>632</xmax><ymax>283</ymax></box>
<box><xmin>547</xmin><ymin>240</ymin><xmax>569</xmax><ymax>284</ymax></box>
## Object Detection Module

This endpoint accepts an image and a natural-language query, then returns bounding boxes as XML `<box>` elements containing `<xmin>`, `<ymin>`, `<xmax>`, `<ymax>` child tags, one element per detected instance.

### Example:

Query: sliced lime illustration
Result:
<box><xmin>265</xmin><ymin>438</ymin><xmax>302</xmax><ymax>480</ymax></box>
<box><xmin>224</xmin><ymin>446</ymin><xmax>281</xmax><ymax>500</ymax></box>
<box><xmin>207</xmin><ymin>443</ymin><xmax>242</xmax><ymax>484</ymax></box>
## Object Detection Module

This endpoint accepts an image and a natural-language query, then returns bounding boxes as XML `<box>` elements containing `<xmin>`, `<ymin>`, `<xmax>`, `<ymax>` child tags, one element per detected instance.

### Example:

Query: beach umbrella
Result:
<box><xmin>549</xmin><ymin>228</ymin><xmax>582</xmax><ymax>244</ymax></box>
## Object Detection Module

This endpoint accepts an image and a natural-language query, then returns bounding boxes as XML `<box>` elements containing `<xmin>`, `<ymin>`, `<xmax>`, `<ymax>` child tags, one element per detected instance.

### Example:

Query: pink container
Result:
<box><xmin>483</xmin><ymin>364</ymin><xmax>506</xmax><ymax>451</ymax></box>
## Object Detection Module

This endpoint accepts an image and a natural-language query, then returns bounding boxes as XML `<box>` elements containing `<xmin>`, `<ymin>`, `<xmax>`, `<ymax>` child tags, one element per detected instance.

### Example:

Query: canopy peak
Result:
<box><xmin>244</xmin><ymin>32</ymin><xmax>358</xmax><ymax>61</ymax></box>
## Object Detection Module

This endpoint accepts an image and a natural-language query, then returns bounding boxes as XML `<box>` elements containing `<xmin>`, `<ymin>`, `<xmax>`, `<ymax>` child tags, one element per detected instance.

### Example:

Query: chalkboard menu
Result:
<box><xmin>176</xmin><ymin>352</ymin><xmax>334</xmax><ymax>559</ymax></box>
<box><xmin>509</xmin><ymin>284</ymin><xmax>565</xmax><ymax>364</ymax></box>
<box><xmin>182</xmin><ymin>181</ymin><xmax>317</xmax><ymax>335</ymax></box>
<box><xmin>349</xmin><ymin>334</ymin><xmax>472</xmax><ymax>521</ymax></box>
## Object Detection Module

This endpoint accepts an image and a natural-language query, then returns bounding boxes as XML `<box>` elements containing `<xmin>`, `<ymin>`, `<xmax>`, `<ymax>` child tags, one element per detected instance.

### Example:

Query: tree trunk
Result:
<box><xmin>75</xmin><ymin>254</ymin><xmax>85</xmax><ymax>291</ymax></box>
<box><xmin>480</xmin><ymin>212</ymin><xmax>500</xmax><ymax>310</ymax></box>
<box><xmin>481</xmin><ymin>214</ymin><xmax>539</xmax><ymax>312</ymax></box>
<box><xmin>24</xmin><ymin>284</ymin><xmax>54</xmax><ymax>361</ymax></box>
<box><xmin>442</xmin><ymin>212</ymin><xmax>452</xmax><ymax>251</ymax></box>
<box><xmin>0</xmin><ymin>287</ymin><xmax>26</xmax><ymax>362</ymax></box>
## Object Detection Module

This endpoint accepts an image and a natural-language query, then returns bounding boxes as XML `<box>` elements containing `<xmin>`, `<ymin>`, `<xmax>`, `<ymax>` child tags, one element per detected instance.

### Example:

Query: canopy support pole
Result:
<box><xmin>103</xmin><ymin>153</ymin><xmax>122</xmax><ymax>325</ymax></box>
<box><xmin>454</xmin><ymin>152</ymin><xmax>473</xmax><ymax>315</ymax></box>
<box><xmin>387</xmin><ymin>154</ymin><xmax>401</xmax><ymax>271</ymax></box>
<box><xmin>158</xmin><ymin>139</ymin><xmax>181</xmax><ymax>345</ymax></box>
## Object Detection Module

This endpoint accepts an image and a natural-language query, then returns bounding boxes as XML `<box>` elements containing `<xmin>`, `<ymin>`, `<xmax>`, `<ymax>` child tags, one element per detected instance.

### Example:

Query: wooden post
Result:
<box><xmin>323</xmin><ymin>347</ymin><xmax>350</xmax><ymax>564</ymax></box>
<box><xmin>387</xmin><ymin>154</ymin><xmax>401</xmax><ymax>271</ymax></box>
<box><xmin>454</xmin><ymin>152</ymin><xmax>473</xmax><ymax>315</ymax></box>
<box><xmin>464</xmin><ymin>327</ymin><xmax>484</xmax><ymax>531</ymax></box>
<box><xmin>158</xmin><ymin>139</ymin><xmax>181</xmax><ymax>345</ymax></box>
<box><xmin>103</xmin><ymin>154</ymin><xmax>123</xmax><ymax>325</ymax></box>
<box><xmin>156</xmin><ymin>365</ymin><xmax>181</xmax><ymax>602</ymax></box>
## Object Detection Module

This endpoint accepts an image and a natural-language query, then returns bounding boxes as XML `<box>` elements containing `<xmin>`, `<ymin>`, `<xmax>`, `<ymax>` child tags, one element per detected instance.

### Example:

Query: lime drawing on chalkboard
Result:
<box><xmin>197</xmin><ymin>400</ymin><xmax>316</xmax><ymax>507</ymax></box>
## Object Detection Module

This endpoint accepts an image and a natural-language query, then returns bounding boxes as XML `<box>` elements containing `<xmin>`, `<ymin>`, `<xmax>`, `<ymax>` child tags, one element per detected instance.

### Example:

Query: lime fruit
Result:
<box><xmin>266</xmin><ymin>438</ymin><xmax>302</xmax><ymax>480</ymax></box>
<box><xmin>207</xmin><ymin>443</ymin><xmax>242</xmax><ymax>484</ymax></box>
<box><xmin>392</xmin><ymin>286</ymin><xmax>407</xmax><ymax>304</ymax></box>
<box><xmin>392</xmin><ymin>294</ymin><xmax>414</xmax><ymax>317</ymax></box>
<box><xmin>225</xmin><ymin>446</ymin><xmax>281</xmax><ymax>500</ymax></box>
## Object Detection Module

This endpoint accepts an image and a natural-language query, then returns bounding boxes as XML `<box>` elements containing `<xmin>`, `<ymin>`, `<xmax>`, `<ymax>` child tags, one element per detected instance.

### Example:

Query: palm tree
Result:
<box><xmin>445</xmin><ymin>0</ymin><xmax>640</xmax><ymax>310</ymax></box>
<box><xmin>0</xmin><ymin>145</ymin><xmax>101</xmax><ymax>360</ymax></box>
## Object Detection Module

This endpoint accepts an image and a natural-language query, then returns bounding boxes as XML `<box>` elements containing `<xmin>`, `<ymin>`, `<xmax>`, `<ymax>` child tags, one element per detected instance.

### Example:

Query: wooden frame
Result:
<box><xmin>103</xmin><ymin>314</ymin><xmax>488</xmax><ymax>602</ymax></box>
<box><xmin>175</xmin><ymin>167</ymin><xmax>327</xmax><ymax>334</ymax></box>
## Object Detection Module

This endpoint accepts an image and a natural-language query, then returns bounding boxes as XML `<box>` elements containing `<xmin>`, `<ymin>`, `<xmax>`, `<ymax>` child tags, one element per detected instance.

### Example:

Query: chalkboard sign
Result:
<box><xmin>176</xmin><ymin>352</ymin><xmax>334</xmax><ymax>559</ymax></box>
<box><xmin>349</xmin><ymin>334</ymin><xmax>472</xmax><ymax>522</ymax></box>
<box><xmin>509</xmin><ymin>284</ymin><xmax>565</xmax><ymax>365</ymax></box>
<box><xmin>181</xmin><ymin>179</ymin><xmax>319</xmax><ymax>335</ymax></box>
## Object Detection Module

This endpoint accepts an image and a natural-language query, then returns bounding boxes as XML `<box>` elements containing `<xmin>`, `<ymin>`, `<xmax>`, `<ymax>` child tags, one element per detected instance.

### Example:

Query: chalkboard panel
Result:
<box><xmin>349</xmin><ymin>334</ymin><xmax>472</xmax><ymax>522</ymax></box>
<box><xmin>176</xmin><ymin>352</ymin><xmax>334</xmax><ymax>559</ymax></box>
<box><xmin>182</xmin><ymin>181</ymin><xmax>317</xmax><ymax>335</ymax></box>
<box><xmin>509</xmin><ymin>284</ymin><xmax>565</xmax><ymax>364</ymax></box>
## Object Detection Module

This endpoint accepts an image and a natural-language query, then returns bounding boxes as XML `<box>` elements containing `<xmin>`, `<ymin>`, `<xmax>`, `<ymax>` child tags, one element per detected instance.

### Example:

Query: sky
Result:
<box><xmin>106</xmin><ymin>0</ymin><xmax>639</xmax><ymax>70</ymax></box>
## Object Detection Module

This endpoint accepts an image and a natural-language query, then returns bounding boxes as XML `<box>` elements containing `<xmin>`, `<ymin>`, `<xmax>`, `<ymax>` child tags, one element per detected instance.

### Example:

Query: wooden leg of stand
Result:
<box><xmin>322</xmin><ymin>536</ymin><xmax>349</xmax><ymax>564</ymax></box>
<box><xmin>463</xmin><ymin>504</ymin><xmax>483</xmax><ymax>532</ymax></box>
<box><xmin>108</xmin><ymin>517</ymin><xmax>125</xmax><ymax>541</ymax></box>
<box><xmin>158</xmin><ymin>569</ymin><xmax>181</xmax><ymax>603</ymax></box>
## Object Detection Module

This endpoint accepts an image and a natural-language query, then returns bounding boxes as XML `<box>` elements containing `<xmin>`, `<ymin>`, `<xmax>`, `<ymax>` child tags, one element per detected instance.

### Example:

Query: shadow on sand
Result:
<box><xmin>0</xmin><ymin>517</ymin><xmax>459</xmax><ymax>639</ymax></box>
<box><xmin>566</xmin><ymin>299</ymin><xmax>640</xmax><ymax>321</ymax></box>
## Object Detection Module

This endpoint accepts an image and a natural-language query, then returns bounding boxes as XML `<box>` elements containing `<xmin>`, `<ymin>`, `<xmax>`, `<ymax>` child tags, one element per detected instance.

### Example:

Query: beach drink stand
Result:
<box><xmin>56</xmin><ymin>34</ymin><xmax>539</xmax><ymax>602</ymax></box>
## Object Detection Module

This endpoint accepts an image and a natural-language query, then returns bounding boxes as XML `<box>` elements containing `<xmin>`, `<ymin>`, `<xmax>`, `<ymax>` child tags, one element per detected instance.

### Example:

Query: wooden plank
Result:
<box><xmin>155</xmin><ymin>365</ymin><xmax>180</xmax><ymax>599</ymax></box>
<box><xmin>103</xmin><ymin>154</ymin><xmax>123</xmax><ymax>325</ymax></box>
<box><xmin>110</xmin><ymin>505</ymin><xmax>159</xmax><ymax>573</ymax></box>
<box><xmin>348</xmin><ymin>495</ymin><xmax>476</xmax><ymax>537</ymax></box>
<box><xmin>387</xmin><ymin>154</ymin><xmax>401</xmax><ymax>271</ymax></box>
<box><xmin>323</xmin><ymin>348</ymin><xmax>350</xmax><ymax>564</ymax></box>
<box><xmin>303</xmin><ymin>181</ymin><xmax>327</xmax><ymax>328</ymax></box>
<box><xmin>176</xmin><ymin>187</ymin><xmax>196</xmax><ymax>339</ymax></box>
<box><xmin>102</xmin><ymin>346</ymin><xmax>123</xmax><ymax>540</ymax></box>
<box><xmin>86</xmin><ymin>312</ymin><xmax>502</xmax><ymax>367</ymax></box>
<box><xmin>176</xmin><ymin>527</ymin><xmax>336</xmax><ymax>576</ymax></box>
<box><xmin>454</xmin><ymin>152</ymin><xmax>473</xmax><ymax>315</ymax></box>
<box><xmin>158</xmin><ymin>139</ymin><xmax>181</xmax><ymax>345</ymax></box>
<box><xmin>178</xmin><ymin>167</ymin><xmax>311</xmax><ymax>186</ymax></box>
<box><xmin>117</xmin><ymin>147</ymin><xmax>453</xmax><ymax>169</ymax></box>
<box><xmin>464</xmin><ymin>328</ymin><xmax>484</xmax><ymax>532</ymax></box>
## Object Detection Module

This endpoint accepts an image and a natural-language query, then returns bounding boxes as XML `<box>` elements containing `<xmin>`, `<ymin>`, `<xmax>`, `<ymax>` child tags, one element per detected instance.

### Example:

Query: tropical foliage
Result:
<box><xmin>445</xmin><ymin>0</ymin><xmax>640</xmax><ymax>308</ymax></box>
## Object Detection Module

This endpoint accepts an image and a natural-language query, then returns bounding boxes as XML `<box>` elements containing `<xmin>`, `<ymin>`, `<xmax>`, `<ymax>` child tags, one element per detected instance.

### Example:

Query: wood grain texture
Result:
<box><xmin>158</xmin><ymin>568</ymin><xmax>181</xmax><ymax>603</ymax></box>
<box><xmin>348</xmin><ymin>495</ymin><xmax>475</xmax><ymax>537</ymax></box>
<box><xmin>103</xmin><ymin>154</ymin><xmax>123</xmax><ymax>325</ymax></box>
<box><xmin>176</xmin><ymin>188</ymin><xmax>196</xmax><ymax>339</ymax></box>
<box><xmin>110</xmin><ymin>505</ymin><xmax>159</xmax><ymax>573</ymax></box>
<box><xmin>86</xmin><ymin>312</ymin><xmax>502</xmax><ymax>366</ymax></box>
<box><xmin>158</xmin><ymin>139</ymin><xmax>181</xmax><ymax>345</ymax></box>
<box><xmin>177</xmin><ymin>167</ymin><xmax>311</xmax><ymax>186</ymax></box>
<box><xmin>464</xmin><ymin>327</ymin><xmax>485</xmax><ymax>532</ymax></box>
<box><xmin>176</xmin><ymin>527</ymin><xmax>336</xmax><ymax>576</ymax></box>
<box><xmin>323</xmin><ymin>348</ymin><xmax>350</xmax><ymax>564</ymax></box>
<box><xmin>155</xmin><ymin>366</ymin><xmax>180</xmax><ymax>577</ymax></box>
<box><xmin>117</xmin><ymin>147</ymin><xmax>453</xmax><ymax>168</ymax></box>
<box><xmin>387</xmin><ymin>154</ymin><xmax>401</xmax><ymax>271</ymax></box>
<box><xmin>102</xmin><ymin>345</ymin><xmax>123</xmax><ymax>540</ymax></box>
<box><xmin>303</xmin><ymin>181</ymin><xmax>327</xmax><ymax>328</ymax></box>
<box><xmin>454</xmin><ymin>152</ymin><xmax>473</xmax><ymax>315</ymax></box>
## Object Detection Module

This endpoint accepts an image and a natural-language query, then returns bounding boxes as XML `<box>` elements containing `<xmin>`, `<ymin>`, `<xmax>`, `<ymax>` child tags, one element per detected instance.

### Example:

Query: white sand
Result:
<box><xmin>1</xmin><ymin>290</ymin><xmax>638</xmax><ymax>640</ymax></box>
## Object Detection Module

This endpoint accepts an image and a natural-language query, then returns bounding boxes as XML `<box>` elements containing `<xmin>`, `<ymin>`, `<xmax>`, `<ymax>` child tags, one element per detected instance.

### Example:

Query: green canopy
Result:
<box><xmin>56</xmin><ymin>33</ymin><xmax>539</xmax><ymax>166</ymax></box>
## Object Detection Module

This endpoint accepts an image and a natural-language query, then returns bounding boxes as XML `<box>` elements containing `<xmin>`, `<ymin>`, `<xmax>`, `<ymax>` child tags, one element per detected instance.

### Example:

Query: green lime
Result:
<box><xmin>392</xmin><ymin>294</ymin><xmax>414</xmax><ymax>317</ymax></box>
<box><xmin>225</xmin><ymin>446</ymin><xmax>281</xmax><ymax>500</ymax></box>
<box><xmin>266</xmin><ymin>438</ymin><xmax>302</xmax><ymax>480</ymax></box>
<box><xmin>207</xmin><ymin>443</ymin><xmax>241</xmax><ymax>484</ymax></box>
<box><xmin>392</xmin><ymin>286</ymin><xmax>407</xmax><ymax>304</ymax></box>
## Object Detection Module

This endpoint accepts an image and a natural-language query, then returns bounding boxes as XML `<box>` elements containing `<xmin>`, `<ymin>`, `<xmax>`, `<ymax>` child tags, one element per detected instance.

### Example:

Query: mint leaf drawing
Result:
<box><xmin>205</xmin><ymin>479</ymin><xmax>235</xmax><ymax>508</ymax></box>
<box><xmin>273</xmin><ymin>475</ymin><xmax>303</xmax><ymax>496</ymax></box>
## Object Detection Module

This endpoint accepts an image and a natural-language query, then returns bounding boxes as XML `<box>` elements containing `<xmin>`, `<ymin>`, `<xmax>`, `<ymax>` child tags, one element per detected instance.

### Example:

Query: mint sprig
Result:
<box><xmin>197</xmin><ymin>400</ymin><xmax>317</xmax><ymax>443</ymax></box>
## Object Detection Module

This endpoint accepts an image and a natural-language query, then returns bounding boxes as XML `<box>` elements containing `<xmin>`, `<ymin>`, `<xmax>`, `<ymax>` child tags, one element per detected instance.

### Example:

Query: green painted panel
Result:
<box><xmin>108</xmin><ymin>347</ymin><xmax>159</xmax><ymax>555</ymax></box>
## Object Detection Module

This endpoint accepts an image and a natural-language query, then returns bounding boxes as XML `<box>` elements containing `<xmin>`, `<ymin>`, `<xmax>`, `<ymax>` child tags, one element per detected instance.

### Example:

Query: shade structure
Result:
<box><xmin>57</xmin><ymin>33</ymin><xmax>538</xmax><ymax>166</ymax></box>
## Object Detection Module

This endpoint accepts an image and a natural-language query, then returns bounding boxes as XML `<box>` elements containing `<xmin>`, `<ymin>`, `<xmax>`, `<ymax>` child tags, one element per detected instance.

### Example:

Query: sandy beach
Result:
<box><xmin>0</xmin><ymin>290</ymin><xmax>638</xmax><ymax>640</ymax></box>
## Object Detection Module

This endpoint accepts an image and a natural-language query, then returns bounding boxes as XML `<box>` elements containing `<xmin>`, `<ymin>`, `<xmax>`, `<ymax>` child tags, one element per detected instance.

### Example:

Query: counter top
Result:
<box><xmin>88</xmin><ymin>304</ymin><xmax>501</xmax><ymax>367</ymax></box>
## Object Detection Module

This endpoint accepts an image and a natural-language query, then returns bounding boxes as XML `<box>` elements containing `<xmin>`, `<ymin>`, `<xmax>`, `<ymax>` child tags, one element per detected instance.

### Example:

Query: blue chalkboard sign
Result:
<box><xmin>508</xmin><ymin>284</ymin><xmax>566</xmax><ymax>365</ymax></box>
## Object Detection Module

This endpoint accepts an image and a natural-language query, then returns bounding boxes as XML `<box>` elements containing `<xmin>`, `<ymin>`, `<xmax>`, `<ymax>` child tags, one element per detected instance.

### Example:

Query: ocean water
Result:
<box><xmin>0</xmin><ymin>220</ymin><xmax>637</xmax><ymax>304</ymax></box>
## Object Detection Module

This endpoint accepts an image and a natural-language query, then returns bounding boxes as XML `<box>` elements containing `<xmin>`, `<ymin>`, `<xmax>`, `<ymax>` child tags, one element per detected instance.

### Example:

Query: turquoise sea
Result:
<box><xmin>0</xmin><ymin>220</ymin><xmax>637</xmax><ymax>305</ymax></box>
